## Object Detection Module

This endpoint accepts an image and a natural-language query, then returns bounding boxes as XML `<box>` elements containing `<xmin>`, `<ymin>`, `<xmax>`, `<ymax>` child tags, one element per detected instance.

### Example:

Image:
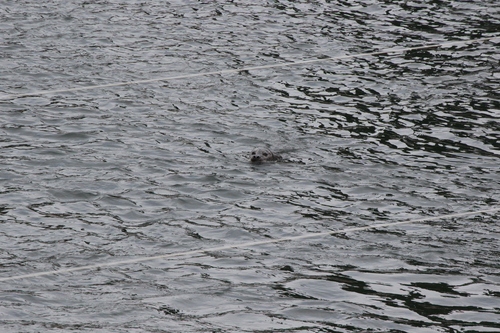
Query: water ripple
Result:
<box><xmin>1</xmin><ymin>0</ymin><xmax>499</xmax><ymax>332</ymax></box>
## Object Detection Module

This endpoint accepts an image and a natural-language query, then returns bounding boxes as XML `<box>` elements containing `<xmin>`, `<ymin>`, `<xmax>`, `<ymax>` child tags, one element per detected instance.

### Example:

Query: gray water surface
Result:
<box><xmin>1</xmin><ymin>1</ymin><xmax>499</xmax><ymax>332</ymax></box>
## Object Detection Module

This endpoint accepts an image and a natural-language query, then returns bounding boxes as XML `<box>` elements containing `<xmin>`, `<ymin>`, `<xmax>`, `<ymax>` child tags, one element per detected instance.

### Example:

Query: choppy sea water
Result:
<box><xmin>1</xmin><ymin>1</ymin><xmax>499</xmax><ymax>332</ymax></box>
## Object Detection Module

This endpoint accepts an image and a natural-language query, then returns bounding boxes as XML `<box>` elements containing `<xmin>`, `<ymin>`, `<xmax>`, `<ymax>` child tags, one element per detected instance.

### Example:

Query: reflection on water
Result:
<box><xmin>1</xmin><ymin>0</ymin><xmax>499</xmax><ymax>332</ymax></box>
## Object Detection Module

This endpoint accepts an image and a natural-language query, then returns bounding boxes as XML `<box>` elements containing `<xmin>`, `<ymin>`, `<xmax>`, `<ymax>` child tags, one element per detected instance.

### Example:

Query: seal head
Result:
<box><xmin>250</xmin><ymin>148</ymin><xmax>278</xmax><ymax>163</ymax></box>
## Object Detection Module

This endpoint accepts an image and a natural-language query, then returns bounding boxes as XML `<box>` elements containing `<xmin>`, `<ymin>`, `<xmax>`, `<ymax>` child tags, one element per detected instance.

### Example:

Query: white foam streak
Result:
<box><xmin>1</xmin><ymin>208</ymin><xmax>497</xmax><ymax>282</ymax></box>
<box><xmin>1</xmin><ymin>36</ymin><xmax>498</xmax><ymax>100</ymax></box>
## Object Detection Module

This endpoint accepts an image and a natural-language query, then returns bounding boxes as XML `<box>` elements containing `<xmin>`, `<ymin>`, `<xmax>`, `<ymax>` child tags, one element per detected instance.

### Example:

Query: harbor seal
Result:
<box><xmin>250</xmin><ymin>148</ymin><xmax>281</xmax><ymax>163</ymax></box>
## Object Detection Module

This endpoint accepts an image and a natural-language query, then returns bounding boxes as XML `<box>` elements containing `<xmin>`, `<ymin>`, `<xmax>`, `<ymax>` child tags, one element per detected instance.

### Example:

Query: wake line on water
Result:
<box><xmin>1</xmin><ymin>207</ymin><xmax>498</xmax><ymax>282</ymax></box>
<box><xmin>1</xmin><ymin>36</ymin><xmax>498</xmax><ymax>100</ymax></box>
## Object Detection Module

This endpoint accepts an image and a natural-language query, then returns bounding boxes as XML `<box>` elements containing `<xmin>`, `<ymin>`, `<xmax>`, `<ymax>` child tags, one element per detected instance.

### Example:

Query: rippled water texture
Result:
<box><xmin>1</xmin><ymin>0</ymin><xmax>499</xmax><ymax>332</ymax></box>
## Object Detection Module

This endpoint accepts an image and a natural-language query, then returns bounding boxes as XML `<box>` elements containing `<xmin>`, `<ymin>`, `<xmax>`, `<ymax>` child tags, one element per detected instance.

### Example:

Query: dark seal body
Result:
<box><xmin>250</xmin><ymin>148</ymin><xmax>280</xmax><ymax>163</ymax></box>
